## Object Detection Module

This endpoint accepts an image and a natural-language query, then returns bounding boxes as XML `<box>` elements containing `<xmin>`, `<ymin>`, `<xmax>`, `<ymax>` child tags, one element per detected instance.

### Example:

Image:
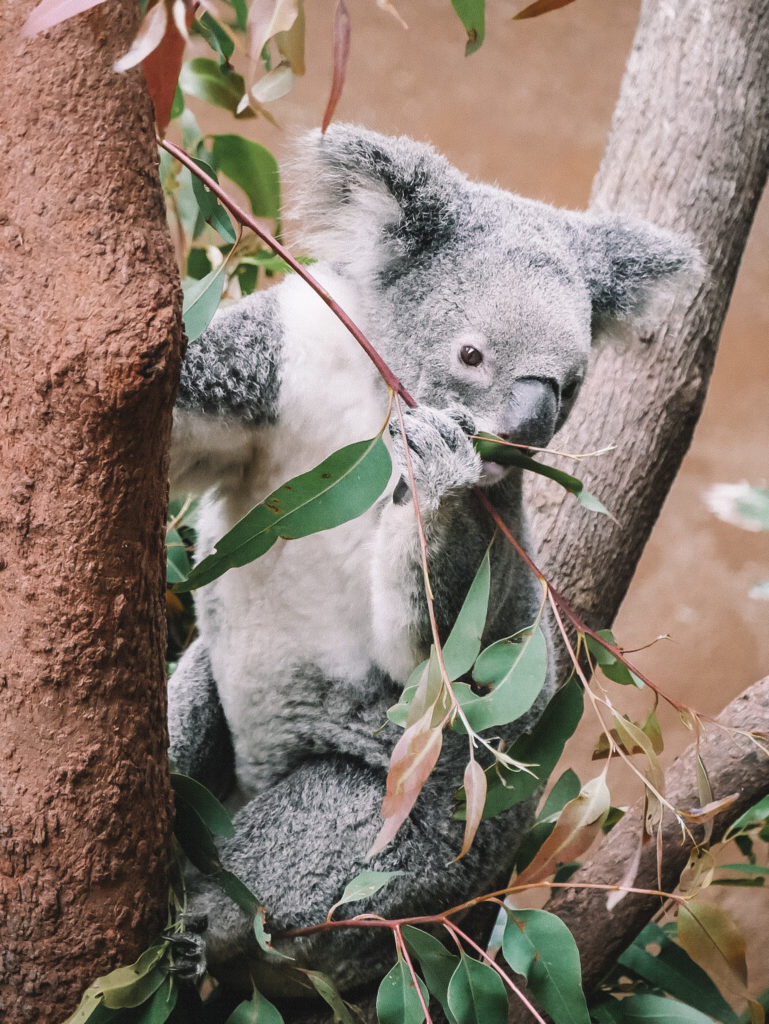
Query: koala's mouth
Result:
<box><xmin>478</xmin><ymin>459</ymin><xmax>511</xmax><ymax>487</ymax></box>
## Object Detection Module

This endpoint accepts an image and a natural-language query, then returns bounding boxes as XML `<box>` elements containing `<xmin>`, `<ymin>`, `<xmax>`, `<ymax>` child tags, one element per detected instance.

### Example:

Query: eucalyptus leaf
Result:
<box><xmin>182</xmin><ymin>267</ymin><xmax>225</xmax><ymax>342</ymax></box>
<box><xmin>179</xmin><ymin>58</ymin><xmax>253</xmax><ymax>117</ymax></box>
<box><xmin>194</xmin><ymin>11</ymin><xmax>235</xmax><ymax>61</ymax></box>
<box><xmin>171</xmin><ymin>773</ymin><xmax>234</xmax><ymax>838</ymax></box>
<box><xmin>611</xmin><ymin>993</ymin><xmax>721</xmax><ymax>1022</ymax></box>
<box><xmin>446</xmin><ymin>952</ymin><xmax>507</xmax><ymax>1024</ymax></box>
<box><xmin>441</xmin><ymin>548</ymin><xmax>491</xmax><ymax>680</ymax></box>
<box><xmin>173</xmin><ymin>793</ymin><xmax>221</xmax><ymax>874</ymax></box>
<box><xmin>585</xmin><ymin>630</ymin><xmax>644</xmax><ymax>687</ymax></box>
<box><xmin>175</xmin><ymin>436</ymin><xmax>391</xmax><ymax>592</ymax></box>
<box><xmin>166</xmin><ymin>528</ymin><xmax>191</xmax><ymax>584</ymax></box>
<box><xmin>225</xmin><ymin>987</ymin><xmax>284</xmax><ymax>1024</ymax></box>
<box><xmin>330</xmin><ymin>870</ymin><xmax>403</xmax><ymax>913</ymax></box>
<box><xmin>502</xmin><ymin>909</ymin><xmax>590</xmax><ymax>1024</ymax></box>
<box><xmin>450</xmin><ymin>0</ymin><xmax>485</xmax><ymax>55</ymax></box>
<box><xmin>135</xmin><ymin>976</ymin><xmax>178</xmax><ymax>1024</ymax></box>
<box><xmin>473</xmin><ymin>433</ymin><xmax>612</xmax><ymax>516</ymax></box>
<box><xmin>457</xmin><ymin>625</ymin><xmax>548</xmax><ymax>732</ymax></box>
<box><xmin>402</xmin><ymin>926</ymin><xmax>461</xmax><ymax>1024</ymax></box>
<box><xmin>618</xmin><ymin>922</ymin><xmax>739</xmax><ymax>1024</ymax></box>
<box><xmin>212</xmin><ymin>135</ymin><xmax>280</xmax><ymax>222</ymax></box>
<box><xmin>302</xmin><ymin>971</ymin><xmax>354</xmax><ymax>1024</ymax></box>
<box><xmin>376</xmin><ymin>959</ymin><xmax>429</xmax><ymax>1024</ymax></box>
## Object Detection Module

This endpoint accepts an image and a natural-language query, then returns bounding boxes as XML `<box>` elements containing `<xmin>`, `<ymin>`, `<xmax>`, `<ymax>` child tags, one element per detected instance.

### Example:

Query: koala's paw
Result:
<box><xmin>167</xmin><ymin>915</ymin><xmax>208</xmax><ymax>983</ymax></box>
<box><xmin>389</xmin><ymin>404</ymin><xmax>482</xmax><ymax>511</ymax></box>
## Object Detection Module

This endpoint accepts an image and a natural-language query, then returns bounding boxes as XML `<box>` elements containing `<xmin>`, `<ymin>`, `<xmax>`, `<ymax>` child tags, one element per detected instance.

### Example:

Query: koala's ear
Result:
<box><xmin>288</xmin><ymin>124</ymin><xmax>462</xmax><ymax>279</ymax></box>
<box><xmin>575</xmin><ymin>213</ymin><xmax>704</xmax><ymax>342</ymax></box>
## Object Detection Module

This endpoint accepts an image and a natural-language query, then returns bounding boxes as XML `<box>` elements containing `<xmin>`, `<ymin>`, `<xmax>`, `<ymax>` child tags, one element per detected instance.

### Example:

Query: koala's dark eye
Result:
<box><xmin>460</xmin><ymin>345</ymin><xmax>483</xmax><ymax>367</ymax></box>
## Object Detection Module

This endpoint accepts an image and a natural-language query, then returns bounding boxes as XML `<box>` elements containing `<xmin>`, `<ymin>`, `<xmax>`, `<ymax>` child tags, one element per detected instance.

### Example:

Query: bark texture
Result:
<box><xmin>0</xmin><ymin>1</ymin><xmax>183</xmax><ymax>1020</ymax></box>
<box><xmin>531</xmin><ymin>0</ymin><xmax>769</xmax><ymax>654</ymax></box>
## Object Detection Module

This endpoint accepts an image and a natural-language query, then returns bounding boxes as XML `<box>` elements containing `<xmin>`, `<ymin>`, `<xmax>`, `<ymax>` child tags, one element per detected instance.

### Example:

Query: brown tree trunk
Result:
<box><xmin>0</xmin><ymin>2</ymin><xmax>183</xmax><ymax>1020</ymax></box>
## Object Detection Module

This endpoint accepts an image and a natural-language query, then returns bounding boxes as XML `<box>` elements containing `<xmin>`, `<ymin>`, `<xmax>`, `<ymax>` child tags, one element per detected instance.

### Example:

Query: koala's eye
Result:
<box><xmin>460</xmin><ymin>345</ymin><xmax>484</xmax><ymax>367</ymax></box>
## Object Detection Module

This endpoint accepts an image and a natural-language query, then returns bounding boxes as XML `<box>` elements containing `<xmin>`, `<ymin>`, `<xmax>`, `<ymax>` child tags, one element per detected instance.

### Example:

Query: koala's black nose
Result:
<box><xmin>499</xmin><ymin>378</ymin><xmax>558</xmax><ymax>450</ymax></box>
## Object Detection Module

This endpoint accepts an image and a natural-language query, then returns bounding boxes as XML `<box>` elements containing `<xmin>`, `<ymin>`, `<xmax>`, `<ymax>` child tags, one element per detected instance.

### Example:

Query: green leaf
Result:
<box><xmin>446</xmin><ymin>953</ymin><xmax>507</xmax><ymax>1023</ymax></box>
<box><xmin>718</xmin><ymin>863</ymin><xmax>769</xmax><ymax>877</ymax></box>
<box><xmin>502</xmin><ymin>909</ymin><xmax>590</xmax><ymax>1024</ymax></box>
<box><xmin>136</xmin><ymin>976</ymin><xmax>178</xmax><ymax>1024</ymax></box>
<box><xmin>194</xmin><ymin>11</ymin><xmax>235</xmax><ymax>61</ymax></box>
<box><xmin>175</xmin><ymin>436</ymin><xmax>391</xmax><ymax>592</ymax></box>
<box><xmin>212</xmin><ymin>135</ymin><xmax>280</xmax><ymax>222</ymax></box>
<box><xmin>61</xmin><ymin>988</ymin><xmax>106</xmax><ymax>1024</ymax></box>
<box><xmin>585</xmin><ymin>630</ymin><xmax>644</xmax><ymax>687</ymax></box>
<box><xmin>450</xmin><ymin>0</ymin><xmax>485</xmax><ymax>55</ymax></box>
<box><xmin>166</xmin><ymin>527</ymin><xmax>192</xmax><ymax>584</ymax></box>
<box><xmin>730</xmin><ymin>793</ymin><xmax>769</xmax><ymax>832</ymax></box>
<box><xmin>182</xmin><ymin>267</ymin><xmax>225</xmax><ymax>342</ymax></box>
<box><xmin>190</xmin><ymin>157</ymin><xmax>236</xmax><ymax>243</ymax></box>
<box><xmin>173</xmin><ymin>792</ymin><xmax>221</xmax><ymax>874</ymax></box>
<box><xmin>455</xmin><ymin>678</ymin><xmax>583</xmax><ymax>820</ymax></box>
<box><xmin>187</xmin><ymin>247</ymin><xmax>213</xmax><ymax>280</ymax></box>
<box><xmin>96</xmin><ymin>946</ymin><xmax>167</xmax><ymax>1010</ymax></box>
<box><xmin>376</xmin><ymin>959</ymin><xmax>429</xmax><ymax>1024</ymax></box>
<box><xmin>611</xmin><ymin>993</ymin><xmax>721</xmax><ymax>1022</ymax></box>
<box><xmin>473</xmin><ymin>433</ymin><xmax>612</xmax><ymax>516</ymax></box>
<box><xmin>178</xmin><ymin>58</ymin><xmax>253</xmax><ymax>117</ymax></box>
<box><xmin>170</xmin><ymin>773</ymin><xmax>234</xmax><ymax>838</ymax></box>
<box><xmin>330</xmin><ymin>870</ymin><xmax>403</xmax><ymax>913</ymax></box>
<box><xmin>456</xmin><ymin>625</ymin><xmax>547</xmax><ymax>732</ymax></box>
<box><xmin>215</xmin><ymin>867</ymin><xmax>259</xmax><ymax>916</ymax></box>
<box><xmin>402</xmin><ymin>926</ymin><xmax>461</xmax><ymax>1024</ymax></box>
<box><xmin>225</xmin><ymin>987</ymin><xmax>285</xmax><ymax>1024</ymax></box>
<box><xmin>441</xmin><ymin>548</ymin><xmax>491</xmax><ymax>680</ymax></box>
<box><xmin>618</xmin><ymin>922</ymin><xmax>740</xmax><ymax>1024</ymax></box>
<box><xmin>169</xmin><ymin>85</ymin><xmax>184</xmax><ymax>120</ymax></box>
<box><xmin>540</xmin><ymin>768</ymin><xmax>581</xmax><ymax>820</ymax></box>
<box><xmin>302</xmin><ymin>971</ymin><xmax>355</xmax><ymax>1024</ymax></box>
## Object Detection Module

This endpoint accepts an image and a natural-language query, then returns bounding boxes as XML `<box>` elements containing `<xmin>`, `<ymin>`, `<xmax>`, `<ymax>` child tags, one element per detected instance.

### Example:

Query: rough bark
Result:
<box><xmin>0</xmin><ymin>2</ymin><xmax>183</xmax><ymax>1021</ymax></box>
<box><xmin>531</xmin><ymin>0</ymin><xmax>769</xmax><ymax>655</ymax></box>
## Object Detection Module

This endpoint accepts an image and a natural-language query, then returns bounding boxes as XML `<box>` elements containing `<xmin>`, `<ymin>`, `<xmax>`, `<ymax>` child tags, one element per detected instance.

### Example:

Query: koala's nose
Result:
<box><xmin>499</xmin><ymin>378</ymin><xmax>558</xmax><ymax>450</ymax></box>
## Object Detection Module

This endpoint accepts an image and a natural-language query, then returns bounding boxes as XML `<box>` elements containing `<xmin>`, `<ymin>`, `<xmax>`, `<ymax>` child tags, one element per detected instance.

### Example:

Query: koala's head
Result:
<box><xmin>293</xmin><ymin>125</ymin><xmax>701</xmax><ymax>452</ymax></box>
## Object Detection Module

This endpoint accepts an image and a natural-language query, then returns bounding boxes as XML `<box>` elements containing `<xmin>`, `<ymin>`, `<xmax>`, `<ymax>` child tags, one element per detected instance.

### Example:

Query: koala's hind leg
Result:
<box><xmin>168</xmin><ymin>637</ymin><xmax>235</xmax><ymax>801</ymax></box>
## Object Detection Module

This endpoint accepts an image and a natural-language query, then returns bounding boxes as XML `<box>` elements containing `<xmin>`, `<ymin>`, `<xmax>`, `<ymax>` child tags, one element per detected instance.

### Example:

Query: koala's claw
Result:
<box><xmin>389</xmin><ymin>404</ymin><xmax>482</xmax><ymax>509</ymax></box>
<box><xmin>166</xmin><ymin>918</ymin><xmax>208</xmax><ymax>982</ymax></box>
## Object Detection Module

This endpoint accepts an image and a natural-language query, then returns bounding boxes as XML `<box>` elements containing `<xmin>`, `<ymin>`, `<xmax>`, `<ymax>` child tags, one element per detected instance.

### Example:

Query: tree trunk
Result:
<box><xmin>531</xmin><ymin>0</ymin><xmax>769</xmax><ymax>651</ymax></box>
<box><xmin>0</xmin><ymin>2</ymin><xmax>183</xmax><ymax>1020</ymax></box>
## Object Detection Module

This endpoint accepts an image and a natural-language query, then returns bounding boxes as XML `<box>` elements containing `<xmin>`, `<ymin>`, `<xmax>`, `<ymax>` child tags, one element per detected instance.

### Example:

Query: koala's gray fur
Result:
<box><xmin>168</xmin><ymin>125</ymin><xmax>699</xmax><ymax>996</ymax></box>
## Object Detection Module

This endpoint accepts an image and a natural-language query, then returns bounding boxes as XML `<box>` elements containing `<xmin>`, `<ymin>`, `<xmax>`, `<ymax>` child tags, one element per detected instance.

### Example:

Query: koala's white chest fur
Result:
<box><xmin>192</xmin><ymin>276</ymin><xmax>406</xmax><ymax>795</ymax></box>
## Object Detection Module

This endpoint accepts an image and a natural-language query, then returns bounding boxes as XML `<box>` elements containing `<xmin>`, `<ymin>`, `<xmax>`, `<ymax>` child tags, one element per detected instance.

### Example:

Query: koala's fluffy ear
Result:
<box><xmin>289</xmin><ymin>124</ymin><xmax>463</xmax><ymax>280</ymax></box>
<box><xmin>575</xmin><ymin>213</ymin><xmax>704</xmax><ymax>343</ymax></box>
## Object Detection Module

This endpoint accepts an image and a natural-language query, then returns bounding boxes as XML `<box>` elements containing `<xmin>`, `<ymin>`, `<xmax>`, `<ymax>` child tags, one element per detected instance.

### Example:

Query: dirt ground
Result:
<box><xmin>201</xmin><ymin>0</ymin><xmax>769</xmax><ymax>991</ymax></box>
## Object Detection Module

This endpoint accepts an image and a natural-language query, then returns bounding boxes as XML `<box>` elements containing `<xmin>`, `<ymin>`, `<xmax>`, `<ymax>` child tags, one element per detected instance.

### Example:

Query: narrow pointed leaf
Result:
<box><xmin>369</xmin><ymin>709</ymin><xmax>443</xmax><ymax>856</ymax></box>
<box><xmin>610</xmin><ymin>993</ymin><xmax>726</xmax><ymax>1022</ymax></box>
<box><xmin>135</xmin><ymin>976</ymin><xmax>178</xmax><ymax>1024</ymax></box>
<box><xmin>442</xmin><ymin>548</ymin><xmax>491</xmax><ymax>680</ymax></box>
<box><xmin>328</xmin><ymin>870</ymin><xmax>403</xmax><ymax>917</ymax></box>
<box><xmin>171</xmin><ymin>772</ymin><xmax>234</xmax><ymax>837</ymax></box>
<box><xmin>275</xmin><ymin>0</ymin><xmax>306</xmax><ymax>74</ymax></box>
<box><xmin>513</xmin><ymin>0</ymin><xmax>577</xmax><ymax>19</ymax></box>
<box><xmin>141</xmin><ymin>3</ymin><xmax>191</xmax><ymax>131</ymax></box>
<box><xmin>246</xmin><ymin>0</ymin><xmax>299</xmax><ymax>62</ymax></box>
<box><xmin>678</xmin><ymin>900</ymin><xmax>752</xmax><ymax>1004</ymax></box>
<box><xmin>113</xmin><ymin>1</ymin><xmax>167</xmax><ymax>73</ymax></box>
<box><xmin>176</xmin><ymin>436</ymin><xmax>391</xmax><ymax>591</ymax></box>
<box><xmin>322</xmin><ymin>0</ymin><xmax>351</xmax><ymax>132</ymax></box>
<box><xmin>585</xmin><ymin>630</ymin><xmax>644</xmax><ymax>687</ymax></box>
<box><xmin>97</xmin><ymin>946</ymin><xmax>167</xmax><ymax>1009</ymax></box>
<box><xmin>502</xmin><ymin>909</ymin><xmax>590</xmax><ymax>1024</ymax></box>
<box><xmin>302</xmin><ymin>970</ymin><xmax>354</xmax><ymax>1024</ymax></box>
<box><xmin>446</xmin><ymin>953</ymin><xmax>507</xmax><ymax>1023</ymax></box>
<box><xmin>456</xmin><ymin>758</ymin><xmax>486</xmax><ymax>861</ymax></box>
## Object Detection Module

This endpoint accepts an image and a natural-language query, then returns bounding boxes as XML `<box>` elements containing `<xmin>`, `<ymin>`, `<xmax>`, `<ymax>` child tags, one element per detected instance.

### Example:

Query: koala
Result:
<box><xmin>167</xmin><ymin>125</ymin><xmax>698</xmax><ymax>996</ymax></box>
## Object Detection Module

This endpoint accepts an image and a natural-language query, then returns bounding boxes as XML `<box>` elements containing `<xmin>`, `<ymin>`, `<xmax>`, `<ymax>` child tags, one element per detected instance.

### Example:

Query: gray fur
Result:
<box><xmin>168</xmin><ymin>124</ymin><xmax>700</xmax><ymax>994</ymax></box>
